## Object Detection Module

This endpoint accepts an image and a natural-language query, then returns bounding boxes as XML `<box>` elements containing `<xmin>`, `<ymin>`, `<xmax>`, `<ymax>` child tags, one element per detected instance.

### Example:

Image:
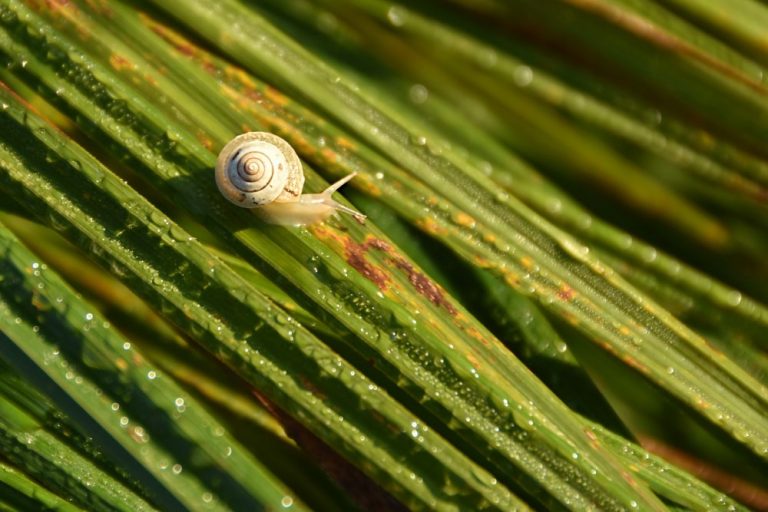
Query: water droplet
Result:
<box><xmin>558</xmin><ymin>237</ymin><xmax>590</xmax><ymax>262</ymax></box>
<box><xmin>546</xmin><ymin>198</ymin><xmax>562</xmax><ymax>213</ymax></box>
<box><xmin>724</xmin><ymin>290</ymin><xmax>742</xmax><ymax>307</ymax></box>
<box><xmin>387</xmin><ymin>6</ymin><xmax>406</xmax><ymax>27</ymax></box>
<box><xmin>513</xmin><ymin>65</ymin><xmax>533</xmax><ymax>86</ymax></box>
<box><xmin>408</xmin><ymin>83</ymin><xmax>429</xmax><ymax>104</ymax></box>
<box><xmin>478</xmin><ymin>49</ymin><xmax>497</xmax><ymax>68</ymax></box>
<box><xmin>642</xmin><ymin>247</ymin><xmax>657</xmax><ymax>263</ymax></box>
<box><xmin>478</xmin><ymin>160</ymin><xmax>493</xmax><ymax>176</ymax></box>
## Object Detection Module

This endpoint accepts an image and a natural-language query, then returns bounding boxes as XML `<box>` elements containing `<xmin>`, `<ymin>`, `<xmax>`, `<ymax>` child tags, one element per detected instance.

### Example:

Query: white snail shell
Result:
<box><xmin>215</xmin><ymin>132</ymin><xmax>303</xmax><ymax>207</ymax></box>
<box><xmin>216</xmin><ymin>132</ymin><xmax>365</xmax><ymax>226</ymax></box>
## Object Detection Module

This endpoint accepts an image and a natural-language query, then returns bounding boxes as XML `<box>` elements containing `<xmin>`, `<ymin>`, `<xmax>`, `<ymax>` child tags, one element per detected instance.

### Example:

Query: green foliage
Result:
<box><xmin>0</xmin><ymin>0</ymin><xmax>766</xmax><ymax>510</ymax></box>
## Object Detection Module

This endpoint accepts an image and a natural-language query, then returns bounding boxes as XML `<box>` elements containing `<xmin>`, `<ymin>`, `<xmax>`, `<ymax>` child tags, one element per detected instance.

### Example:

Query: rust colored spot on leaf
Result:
<box><xmin>340</xmin><ymin>235</ymin><xmax>457</xmax><ymax>315</ymax></box>
<box><xmin>265</xmin><ymin>86</ymin><xmax>289</xmax><ymax>107</ymax></box>
<box><xmin>465</xmin><ymin>327</ymin><xmax>489</xmax><ymax>346</ymax></box>
<box><xmin>109</xmin><ymin>54</ymin><xmax>133</xmax><ymax>72</ymax></box>
<box><xmin>244</xmin><ymin>89</ymin><xmax>263</xmax><ymax>104</ymax></box>
<box><xmin>453</xmin><ymin>212</ymin><xmax>476</xmax><ymax>228</ymax></box>
<box><xmin>335</xmin><ymin>136</ymin><xmax>356</xmax><ymax>150</ymax></box>
<box><xmin>466</xmin><ymin>352</ymin><xmax>481</xmax><ymax>369</ymax></box>
<box><xmin>202</xmin><ymin>60</ymin><xmax>217</xmax><ymax>76</ymax></box>
<box><xmin>343</xmin><ymin>238</ymin><xmax>391</xmax><ymax>292</ymax></box>
<box><xmin>176</xmin><ymin>42</ymin><xmax>195</xmax><ymax>57</ymax></box>
<box><xmin>196</xmin><ymin>132</ymin><xmax>214</xmax><ymax>151</ymax></box>
<box><xmin>622</xmin><ymin>355</ymin><xmax>648</xmax><ymax>373</ymax></box>
<box><xmin>472</xmin><ymin>255</ymin><xmax>492</xmax><ymax>268</ymax></box>
<box><xmin>365</xmin><ymin>238</ymin><xmax>457</xmax><ymax>315</ymax></box>
<box><xmin>391</xmin><ymin>256</ymin><xmax>457</xmax><ymax>315</ymax></box>
<box><xmin>320</xmin><ymin>148</ymin><xmax>340</xmax><ymax>164</ymax></box>
<box><xmin>365</xmin><ymin>238</ymin><xmax>391</xmax><ymax>252</ymax></box>
<box><xmin>557</xmin><ymin>284</ymin><xmax>575</xmax><ymax>301</ymax></box>
<box><xmin>41</xmin><ymin>0</ymin><xmax>70</xmax><ymax>11</ymax></box>
<box><xmin>357</xmin><ymin>179</ymin><xmax>382</xmax><ymax>198</ymax></box>
<box><xmin>415</xmin><ymin>216</ymin><xmax>448</xmax><ymax>236</ymax></box>
<box><xmin>502</xmin><ymin>270</ymin><xmax>520</xmax><ymax>287</ymax></box>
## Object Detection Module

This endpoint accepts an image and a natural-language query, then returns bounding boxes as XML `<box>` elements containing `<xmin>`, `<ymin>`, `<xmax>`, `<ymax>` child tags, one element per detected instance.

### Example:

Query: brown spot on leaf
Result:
<box><xmin>472</xmin><ymin>256</ymin><xmax>492</xmax><ymax>268</ymax></box>
<box><xmin>465</xmin><ymin>327</ymin><xmax>489</xmax><ymax>346</ymax></box>
<box><xmin>202</xmin><ymin>61</ymin><xmax>217</xmax><ymax>76</ymax></box>
<box><xmin>415</xmin><ymin>216</ymin><xmax>448</xmax><ymax>236</ymax></box>
<box><xmin>40</xmin><ymin>0</ymin><xmax>69</xmax><ymax>11</ymax></box>
<box><xmin>109</xmin><ymin>53</ymin><xmax>133</xmax><ymax>72</ymax></box>
<box><xmin>502</xmin><ymin>270</ymin><xmax>520</xmax><ymax>287</ymax></box>
<box><xmin>196</xmin><ymin>132</ymin><xmax>214</xmax><ymax>151</ymax></box>
<box><xmin>313</xmin><ymin>224</ymin><xmax>459</xmax><ymax>315</ymax></box>
<box><xmin>343</xmin><ymin>238</ymin><xmax>391</xmax><ymax>292</ymax></box>
<box><xmin>320</xmin><ymin>148</ymin><xmax>340</xmax><ymax>164</ymax></box>
<box><xmin>453</xmin><ymin>212</ymin><xmax>476</xmax><ymax>228</ymax></box>
<box><xmin>391</xmin><ymin>256</ymin><xmax>457</xmax><ymax>315</ymax></box>
<box><xmin>176</xmin><ymin>43</ymin><xmax>195</xmax><ymax>57</ymax></box>
<box><xmin>265</xmin><ymin>86</ymin><xmax>289</xmax><ymax>106</ymax></box>
<box><xmin>364</xmin><ymin>238</ymin><xmax>458</xmax><ymax>315</ymax></box>
<box><xmin>335</xmin><ymin>136</ymin><xmax>356</xmax><ymax>150</ymax></box>
<box><xmin>520</xmin><ymin>256</ymin><xmax>535</xmax><ymax>269</ymax></box>
<box><xmin>557</xmin><ymin>284</ymin><xmax>575</xmax><ymax>301</ymax></box>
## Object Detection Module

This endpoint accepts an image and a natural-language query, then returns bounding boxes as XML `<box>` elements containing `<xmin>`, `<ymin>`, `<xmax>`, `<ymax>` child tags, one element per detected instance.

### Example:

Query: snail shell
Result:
<box><xmin>216</xmin><ymin>132</ymin><xmax>365</xmax><ymax>226</ymax></box>
<box><xmin>215</xmin><ymin>132</ymin><xmax>304</xmax><ymax>207</ymax></box>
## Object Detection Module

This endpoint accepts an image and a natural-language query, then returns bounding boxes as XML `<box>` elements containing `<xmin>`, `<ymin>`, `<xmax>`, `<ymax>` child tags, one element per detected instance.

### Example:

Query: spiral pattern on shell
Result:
<box><xmin>216</xmin><ymin>132</ymin><xmax>304</xmax><ymax>207</ymax></box>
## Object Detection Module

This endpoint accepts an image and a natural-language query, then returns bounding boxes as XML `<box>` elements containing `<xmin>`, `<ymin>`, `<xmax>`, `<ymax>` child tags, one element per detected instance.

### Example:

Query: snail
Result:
<box><xmin>216</xmin><ymin>132</ymin><xmax>365</xmax><ymax>226</ymax></box>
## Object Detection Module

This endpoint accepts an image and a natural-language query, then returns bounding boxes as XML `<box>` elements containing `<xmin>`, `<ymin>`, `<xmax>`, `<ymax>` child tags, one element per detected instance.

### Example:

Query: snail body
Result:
<box><xmin>216</xmin><ymin>132</ymin><xmax>364</xmax><ymax>226</ymax></box>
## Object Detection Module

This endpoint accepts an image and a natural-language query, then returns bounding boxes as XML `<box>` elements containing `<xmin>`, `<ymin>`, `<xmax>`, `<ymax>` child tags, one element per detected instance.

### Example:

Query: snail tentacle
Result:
<box><xmin>298</xmin><ymin>172</ymin><xmax>366</xmax><ymax>219</ymax></box>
